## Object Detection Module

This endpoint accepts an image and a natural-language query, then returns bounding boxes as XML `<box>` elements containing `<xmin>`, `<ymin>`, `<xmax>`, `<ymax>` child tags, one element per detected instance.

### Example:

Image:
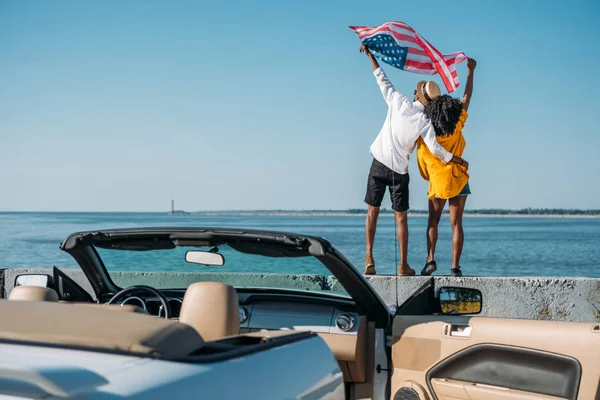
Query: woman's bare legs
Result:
<box><xmin>426</xmin><ymin>198</ymin><xmax>446</xmax><ymax>262</ymax></box>
<box><xmin>448</xmin><ymin>195</ymin><xmax>468</xmax><ymax>270</ymax></box>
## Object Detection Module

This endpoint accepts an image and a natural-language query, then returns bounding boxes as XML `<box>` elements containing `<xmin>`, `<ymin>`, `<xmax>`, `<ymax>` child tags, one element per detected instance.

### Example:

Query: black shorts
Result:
<box><xmin>364</xmin><ymin>158</ymin><xmax>410</xmax><ymax>212</ymax></box>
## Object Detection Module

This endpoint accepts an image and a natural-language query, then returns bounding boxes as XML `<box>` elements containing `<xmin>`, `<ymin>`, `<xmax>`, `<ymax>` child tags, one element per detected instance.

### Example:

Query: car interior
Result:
<box><xmin>4</xmin><ymin>276</ymin><xmax>378</xmax><ymax>398</ymax></box>
<box><xmin>7</xmin><ymin>276</ymin><xmax>600</xmax><ymax>400</ymax></box>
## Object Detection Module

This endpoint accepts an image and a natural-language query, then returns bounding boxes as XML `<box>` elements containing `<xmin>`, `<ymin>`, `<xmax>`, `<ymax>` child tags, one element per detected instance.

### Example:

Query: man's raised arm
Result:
<box><xmin>360</xmin><ymin>45</ymin><xmax>410</xmax><ymax>106</ymax></box>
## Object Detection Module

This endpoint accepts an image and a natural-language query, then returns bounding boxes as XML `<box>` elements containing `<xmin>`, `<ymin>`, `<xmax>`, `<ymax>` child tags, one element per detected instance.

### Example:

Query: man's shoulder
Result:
<box><xmin>412</xmin><ymin>101</ymin><xmax>425</xmax><ymax>112</ymax></box>
<box><xmin>407</xmin><ymin>104</ymin><xmax>428</xmax><ymax>122</ymax></box>
<box><xmin>412</xmin><ymin>110</ymin><xmax>432</xmax><ymax>133</ymax></box>
<box><xmin>397</xmin><ymin>99</ymin><xmax>424</xmax><ymax>113</ymax></box>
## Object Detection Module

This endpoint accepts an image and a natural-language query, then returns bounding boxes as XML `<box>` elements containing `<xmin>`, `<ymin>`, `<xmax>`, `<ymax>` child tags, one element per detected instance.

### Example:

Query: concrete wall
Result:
<box><xmin>1</xmin><ymin>268</ymin><xmax>599</xmax><ymax>323</ymax></box>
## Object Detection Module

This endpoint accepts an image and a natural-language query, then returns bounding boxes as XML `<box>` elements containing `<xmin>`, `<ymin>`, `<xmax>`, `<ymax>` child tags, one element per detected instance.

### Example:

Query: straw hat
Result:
<box><xmin>416</xmin><ymin>80</ymin><xmax>441</xmax><ymax>106</ymax></box>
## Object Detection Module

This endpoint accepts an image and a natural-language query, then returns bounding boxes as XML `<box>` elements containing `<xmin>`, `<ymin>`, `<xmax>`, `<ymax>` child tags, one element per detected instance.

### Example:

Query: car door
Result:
<box><xmin>389</xmin><ymin>280</ymin><xmax>600</xmax><ymax>400</ymax></box>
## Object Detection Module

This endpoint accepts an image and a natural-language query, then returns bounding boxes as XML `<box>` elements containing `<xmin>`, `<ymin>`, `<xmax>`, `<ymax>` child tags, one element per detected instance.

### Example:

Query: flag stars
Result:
<box><xmin>360</xmin><ymin>35</ymin><xmax>408</xmax><ymax>69</ymax></box>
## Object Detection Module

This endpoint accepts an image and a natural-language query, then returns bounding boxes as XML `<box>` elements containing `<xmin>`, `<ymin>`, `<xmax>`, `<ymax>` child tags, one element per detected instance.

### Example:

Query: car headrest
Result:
<box><xmin>179</xmin><ymin>282</ymin><xmax>239</xmax><ymax>341</ymax></box>
<box><xmin>9</xmin><ymin>286</ymin><xmax>59</xmax><ymax>302</ymax></box>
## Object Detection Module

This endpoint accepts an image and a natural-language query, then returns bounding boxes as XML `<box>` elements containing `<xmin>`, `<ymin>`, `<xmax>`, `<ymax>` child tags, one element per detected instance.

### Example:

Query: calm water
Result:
<box><xmin>0</xmin><ymin>212</ymin><xmax>599</xmax><ymax>277</ymax></box>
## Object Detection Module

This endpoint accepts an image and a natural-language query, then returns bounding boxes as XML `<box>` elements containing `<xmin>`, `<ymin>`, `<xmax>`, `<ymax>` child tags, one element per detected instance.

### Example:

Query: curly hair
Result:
<box><xmin>424</xmin><ymin>94</ymin><xmax>463</xmax><ymax>137</ymax></box>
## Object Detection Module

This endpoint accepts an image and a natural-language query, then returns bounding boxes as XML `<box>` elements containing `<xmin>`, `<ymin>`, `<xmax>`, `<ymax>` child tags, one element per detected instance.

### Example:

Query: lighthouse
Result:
<box><xmin>168</xmin><ymin>199</ymin><xmax>189</xmax><ymax>215</ymax></box>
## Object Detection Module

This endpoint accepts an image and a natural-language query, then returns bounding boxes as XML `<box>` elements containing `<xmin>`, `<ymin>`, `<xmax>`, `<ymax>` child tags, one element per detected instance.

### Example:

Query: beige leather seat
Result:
<box><xmin>179</xmin><ymin>282</ymin><xmax>240</xmax><ymax>341</ymax></box>
<box><xmin>0</xmin><ymin>300</ymin><xmax>205</xmax><ymax>358</ymax></box>
<box><xmin>9</xmin><ymin>286</ymin><xmax>59</xmax><ymax>302</ymax></box>
<box><xmin>70</xmin><ymin>303</ymin><xmax>146</xmax><ymax>313</ymax></box>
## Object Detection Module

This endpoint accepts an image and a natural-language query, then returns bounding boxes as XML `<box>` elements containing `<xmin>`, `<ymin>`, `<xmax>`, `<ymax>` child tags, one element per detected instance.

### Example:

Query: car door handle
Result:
<box><xmin>451</xmin><ymin>325</ymin><xmax>471</xmax><ymax>337</ymax></box>
<box><xmin>443</xmin><ymin>323</ymin><xmax>472</xmax><ymax>338</ymax></box>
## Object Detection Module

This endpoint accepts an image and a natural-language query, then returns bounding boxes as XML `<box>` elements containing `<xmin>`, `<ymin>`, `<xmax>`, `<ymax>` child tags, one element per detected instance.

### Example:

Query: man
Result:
<box><xmin>359</xmin><ymin>45</ymin><xmax>469</xmax><ymax>276</ymax></box>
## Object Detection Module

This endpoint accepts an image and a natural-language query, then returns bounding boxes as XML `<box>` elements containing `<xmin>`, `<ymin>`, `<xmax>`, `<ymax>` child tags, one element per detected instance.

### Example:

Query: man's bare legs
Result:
<box><xmin>395</xmin><ymin>210</ymin><xmax>415</xmax><ymax>275</ymax></box>
<box><xmin>449</xmin><ymin>195</ymin><xmax>468</xmax><ymax>273</ymax></box>
<box><xmin>364</xmin><ymin>205</ymin><xmax>380</xmax><ymax>274</ymax></box>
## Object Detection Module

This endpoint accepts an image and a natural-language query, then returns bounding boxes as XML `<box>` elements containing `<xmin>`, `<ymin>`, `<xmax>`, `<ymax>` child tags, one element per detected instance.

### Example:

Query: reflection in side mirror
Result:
<box><xmin>438</xmin><ymin>287</ymin><xmax>482</xmax><ymax>315</ymax></box>
<box><xmin>185</xmin><ymin>250</ymin><xmax>225</xmax><ymax>266</ymax></box>
<box><xmin>15</xmin><ymin>274</ymin><xmax>52</xmax><ymax>288</ymax></box>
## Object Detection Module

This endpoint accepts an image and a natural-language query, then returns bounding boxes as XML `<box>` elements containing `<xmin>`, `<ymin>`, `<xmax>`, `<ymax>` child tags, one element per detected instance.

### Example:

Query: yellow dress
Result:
<box><xmin>417</xmin><ymin>109</ymin><xmax>469</xmax><ymax>200</ymax></box>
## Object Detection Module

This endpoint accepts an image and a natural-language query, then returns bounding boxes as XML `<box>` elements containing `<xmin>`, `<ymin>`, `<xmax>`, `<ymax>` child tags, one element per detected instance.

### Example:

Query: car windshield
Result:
<box><xmin>94</xmin><ymin>243</ymin><xmax>351</xmax><ymax>298</ymax></box>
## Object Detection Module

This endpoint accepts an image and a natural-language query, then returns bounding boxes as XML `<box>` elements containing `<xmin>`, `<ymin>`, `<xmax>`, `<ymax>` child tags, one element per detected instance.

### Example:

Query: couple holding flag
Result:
<box><xmin>351</xmin><ymin>22</ymin><xmax>477</xmax><ymax>277</ymax></box>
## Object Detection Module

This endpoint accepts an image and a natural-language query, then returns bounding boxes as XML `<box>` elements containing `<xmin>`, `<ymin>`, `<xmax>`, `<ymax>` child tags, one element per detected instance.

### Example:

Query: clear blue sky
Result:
<box><xmin>1</xmin><ymin>0</ymin><xmax>599</xmax><ymax>212</ymax></box>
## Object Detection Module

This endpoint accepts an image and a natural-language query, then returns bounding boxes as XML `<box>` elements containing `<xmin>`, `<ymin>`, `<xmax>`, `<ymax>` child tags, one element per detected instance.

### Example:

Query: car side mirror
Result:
<box><xmin>15</xmin><ymin>274</ymin><xmax>53</xmax><ymax>288</ymax></box>
<box><xmin>437</xmin><ymin>287</ymin><xmax>482</xmax><ymax>315</ymax></box>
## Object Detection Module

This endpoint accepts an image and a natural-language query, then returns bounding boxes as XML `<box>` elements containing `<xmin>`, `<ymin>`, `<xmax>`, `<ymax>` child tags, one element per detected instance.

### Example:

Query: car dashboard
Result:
<box><xmin>238</xmin><ymin>293</ymin><xmax>360</xmax><ymax>335</ymax></box>
<box><xmin>118</xmin><ymin>289</ymin><xmax>361</xmax><ymax>335</ymax></box>
<box><xmin>117</xmin><ymin>288</ymin><xmax>369</xmax><ymax>383</ymax></box>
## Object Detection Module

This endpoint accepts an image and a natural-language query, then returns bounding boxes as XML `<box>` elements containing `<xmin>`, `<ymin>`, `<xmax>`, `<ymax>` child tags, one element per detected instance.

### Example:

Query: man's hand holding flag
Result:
<box><xmin>350</xmin><ymin>21</ymin><xmax>467</xmax><ymax>93</ymax></box>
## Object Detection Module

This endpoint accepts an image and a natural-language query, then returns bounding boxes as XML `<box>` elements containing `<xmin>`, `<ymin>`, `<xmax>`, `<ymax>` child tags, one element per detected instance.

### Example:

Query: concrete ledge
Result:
<box><xmin>2</xmin><ymin>269</ymin><xmax>599</xmax><ymax>323</ymax></box>
<box><xmin>363</xmin><ymin>276</ymin><xmax>600</xmax><ymax>322</ymax></box>
<box><xmin>111</xmin><ymin>272</ymin><xmax>325</xmax><ymax>292</ymax></box>
<box><xmin>1</xmin><ymin>269</ymin><xmax>325</xmax><ymax>299</ymax></box>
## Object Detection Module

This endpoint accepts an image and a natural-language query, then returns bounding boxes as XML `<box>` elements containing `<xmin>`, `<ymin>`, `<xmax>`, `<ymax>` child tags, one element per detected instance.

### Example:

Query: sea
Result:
<box><xmin>1</xmin><ymin>212</ymin><xmax>599</xmax><ymax>278</ymax></box>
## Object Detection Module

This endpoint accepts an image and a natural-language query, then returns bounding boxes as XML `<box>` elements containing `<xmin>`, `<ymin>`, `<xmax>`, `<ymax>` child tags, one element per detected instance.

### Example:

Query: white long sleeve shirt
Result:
<box><xmin>369</xmin><ymin>67</ymin><xmax>453</xmax><ymax>174</ymax></box>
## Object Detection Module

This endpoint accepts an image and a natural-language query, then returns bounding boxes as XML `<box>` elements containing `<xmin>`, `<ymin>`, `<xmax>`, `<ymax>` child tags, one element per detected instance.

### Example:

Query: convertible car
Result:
<box><xmin>1</xmin><ymin>227</ymin><xmax>599</xmax><ymax>399</ymax></box>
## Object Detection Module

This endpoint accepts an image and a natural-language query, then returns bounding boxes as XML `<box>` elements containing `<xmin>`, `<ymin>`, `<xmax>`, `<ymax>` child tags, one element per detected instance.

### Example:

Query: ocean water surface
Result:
<box><xmin>0</xmin><ymin>212</ymin><xmax>599</xmax><ymax>277</ymax></box>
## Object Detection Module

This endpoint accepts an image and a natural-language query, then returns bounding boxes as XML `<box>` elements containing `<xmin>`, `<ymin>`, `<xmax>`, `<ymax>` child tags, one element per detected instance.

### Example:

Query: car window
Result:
<box><xmin>94</xmin><ymin>245</ymin><xmax>350</xmax><ymax>297</ymax></box>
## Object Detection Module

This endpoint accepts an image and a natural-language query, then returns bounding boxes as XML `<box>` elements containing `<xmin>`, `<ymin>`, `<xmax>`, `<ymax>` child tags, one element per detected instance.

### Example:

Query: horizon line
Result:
<box><xmin>2</xmin><ymin>208</ymin><xmax>600</xmax><ymax>213</ymax></box>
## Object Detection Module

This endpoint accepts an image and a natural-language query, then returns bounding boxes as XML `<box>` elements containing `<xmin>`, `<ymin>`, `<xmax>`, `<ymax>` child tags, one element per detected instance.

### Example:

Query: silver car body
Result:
<box><xmin>0</xmin><ymin>337</ymin><xmax>344</xmax><ymax>399</ymax></box>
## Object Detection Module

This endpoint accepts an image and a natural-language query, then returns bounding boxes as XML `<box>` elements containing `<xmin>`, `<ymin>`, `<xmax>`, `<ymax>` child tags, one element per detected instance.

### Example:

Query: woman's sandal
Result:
<box><xmin>420</xmin><ymin>260</ymin><xmax>437</xmax><ymax>276</ymax></box>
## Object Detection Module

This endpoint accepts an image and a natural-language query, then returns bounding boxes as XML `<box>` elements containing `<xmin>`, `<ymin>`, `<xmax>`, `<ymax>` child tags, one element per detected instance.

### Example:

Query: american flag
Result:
<box><xmin>350</xmin><ymin>21</ymin><xmax>467</xmax><ymax>93</ymax></box>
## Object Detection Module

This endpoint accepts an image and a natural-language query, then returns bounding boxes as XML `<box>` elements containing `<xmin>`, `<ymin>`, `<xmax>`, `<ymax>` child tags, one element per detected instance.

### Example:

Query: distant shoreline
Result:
<box><xmin>169</xmin><ymin>211</ymin><xmax>600</xmax><ymax>219</ymax></box>
<box><xmin>1</xmin><ymin>210</ymin><xmax>598</xmax><ymax>219</ymax></box>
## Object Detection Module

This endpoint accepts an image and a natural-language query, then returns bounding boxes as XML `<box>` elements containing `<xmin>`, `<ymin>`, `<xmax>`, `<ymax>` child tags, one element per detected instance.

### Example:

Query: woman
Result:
<box><xmin>416</xmin><ymin>58</ymin><xmax>477</xmax><ymax>277</ymax></box>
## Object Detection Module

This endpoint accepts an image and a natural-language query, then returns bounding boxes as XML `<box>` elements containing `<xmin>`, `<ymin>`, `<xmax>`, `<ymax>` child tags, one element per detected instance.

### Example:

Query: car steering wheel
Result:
<box><xmin>106</xmin><ymin>285</ymin><xmax>172</xmax><ymax>319</ymax></box>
